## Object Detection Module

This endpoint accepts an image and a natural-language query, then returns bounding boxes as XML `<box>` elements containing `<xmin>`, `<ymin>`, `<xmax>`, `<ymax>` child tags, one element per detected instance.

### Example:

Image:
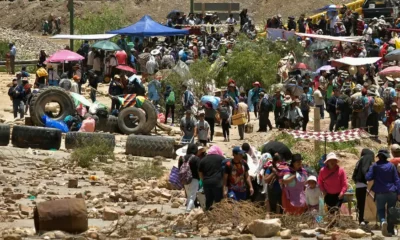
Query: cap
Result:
<box><xmin>232</xmin><ymin>146</ymin><xmax>244</xmax><ymax>155</ymax></box>
<box><xmin>392</xmin><ymin>144</ymin><xmax>400</xmax><ymax>153</ymax></box>
<box><xmin>73</xmin><ymin>75</ymin><xmax>80</xmax><ymax>81</ymax></box>
<box><xmin>392</xmin><ymin>102</ymin><xmax>398</xmax><ymax>107</ymax></box>
<box><xmin>377</xmin><ymin>149</ymin><xmax>390</xmax><ymax>159</ymax></box>
<box><xmin>324</xmin><ymin>152</ymin><xmax>340</xmax><ymax>164</ymax></box>
<box><xmin>307</xmin><ymin>175</ymin><xmax>317</xmax><ymax>183</ymax></box>
<box><xmin>252</xmin><ymin>81</ymin><xmax>260</xmax><ymax>86</ymax></box>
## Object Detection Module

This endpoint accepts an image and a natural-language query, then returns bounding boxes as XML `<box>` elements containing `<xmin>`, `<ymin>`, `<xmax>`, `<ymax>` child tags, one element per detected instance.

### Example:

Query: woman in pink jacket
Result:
<box><xmin>318</xmin><ymin>152</ymin><xmax>348</xmax><ymax>213</ymax></box>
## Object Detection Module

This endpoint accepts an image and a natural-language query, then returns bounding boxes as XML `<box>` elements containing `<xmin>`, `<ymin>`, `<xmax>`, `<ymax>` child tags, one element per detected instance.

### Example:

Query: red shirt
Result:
<box><xmin>115</xmin><ymin>50</ymin><xmax>127</xmax><ymax>65</ymax></box>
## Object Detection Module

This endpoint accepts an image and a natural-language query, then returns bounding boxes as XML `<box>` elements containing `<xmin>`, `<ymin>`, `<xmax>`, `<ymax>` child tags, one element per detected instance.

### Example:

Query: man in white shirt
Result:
<box><xmin>87</xmin><ymin>48</ymin><xmax>95</xmax><ymax>70</ymax></box>
<box><xmin>329</xmin><ymin>15</ymin><xmax>339</xmax><ymax>36</ymax></box>
<box><xmin>314</xmin><ymin>86</ymin><xmax>325</xmax><ymax>119</ymax></box>
<box><xmin>70</xmin><ymin>76</ymin><xmax>80</xmax><ymax>93</ymax></box>
<box><xmin>226</xmin><ymin>14</ymin><xmax>237</xmax><ymax>24</ymax></box>
<box><xmin>319</xmin><ymin>70</ymin><xmax>328</xmax><ymax>87</ymax></box>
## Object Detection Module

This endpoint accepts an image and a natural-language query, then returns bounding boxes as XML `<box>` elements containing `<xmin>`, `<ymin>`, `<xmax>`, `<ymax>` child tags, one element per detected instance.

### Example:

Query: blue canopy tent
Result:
<box><xmin>107</xmin><ymin>15</ymin><xmax>189</xmax><ymax>37</ymax></box>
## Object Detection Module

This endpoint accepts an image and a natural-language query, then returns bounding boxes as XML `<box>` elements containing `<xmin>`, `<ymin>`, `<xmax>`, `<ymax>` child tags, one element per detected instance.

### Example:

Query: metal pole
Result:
<box><xmin>69</xmin><ymin>0</ymin><xmax>74</xmax><ymax>51</ymax></box>
<box><xmin>190</xmin><ymin>0</ymin><xmax>194</xmax><ymax>14</ymax></box>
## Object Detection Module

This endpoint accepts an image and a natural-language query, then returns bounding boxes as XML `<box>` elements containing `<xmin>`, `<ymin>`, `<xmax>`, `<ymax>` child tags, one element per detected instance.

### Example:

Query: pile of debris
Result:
<box><xmin>0</xmin><ymin>27</ymin><xmax>63</xmax><ymax>60</ymax></box>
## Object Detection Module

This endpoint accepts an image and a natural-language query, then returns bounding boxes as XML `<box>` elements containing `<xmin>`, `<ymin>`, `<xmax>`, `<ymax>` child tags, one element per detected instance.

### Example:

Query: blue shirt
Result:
<box><xmin>265</xmin><ymin>168</ymin><xmax>281</xmax><ymax>192</ymax></box>
<box><xmin>366</xmin><ymin>160</ymin><xmax>400</xmax><ymax>194</ymax></box>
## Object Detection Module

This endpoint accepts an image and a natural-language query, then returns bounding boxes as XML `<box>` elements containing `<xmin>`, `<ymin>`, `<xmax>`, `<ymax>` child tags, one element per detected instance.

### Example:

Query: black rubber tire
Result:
<box><xmin>105</xmin><ymin>115</ymin><xmax>120</xmax><ymax>133</ymax></box>
<box><xmin>30</xmin><ymin>87</ymin><xmax>75</xmax><ymax>126</ymax></box>
<box><xmin>140</xmin><ymin>100</ymin><xmax>157</xmax><ymax>134</ymax></box>
<box><xmin>117</xmin><ymin>107</ymin><xmax>146</xmax><ymax>135</ymax></box>
<box><xmin>65</xmin><ymin>132</ymin><xmax>115</xmax><ymax>150</ymax></box>
<box><xmin>125</xmin><ymin>135</ymin><xmax>175</xmax><ymax>158</ymax></box>
<box><xmin>12</xmin><ymin>126</ymin><xmax>62</xmax><ymax>150</ymax></box>
<box><xmin>0</xmin><ymin>125</ymin><xmax>10</xmax><ymax>146</ymax></box>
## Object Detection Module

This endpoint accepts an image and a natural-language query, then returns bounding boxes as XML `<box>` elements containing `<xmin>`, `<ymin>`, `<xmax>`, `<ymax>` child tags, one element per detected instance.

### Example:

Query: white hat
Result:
<box><xmin>198</xmin><ymin>110</ymin><xmax>205</xmax><ymax>116</ymax></box>
<box><xmin>176</xmin><ymin>145</ymin><xmax>188</xmax><ymax>157</ymax></box>
<box><xmin>324</xmin><ymin>152</ymin><xmax>340</xmax><ymax>164</ymax></box>
<box><xmin>151</xmin><ymin>49</ymin><xmax>160</xmax><ymax>55</ymax></box>
<box><xmin>307</xmin><ymin>175</ymin><xmax>317</xmax><ymax>183</ymax></box>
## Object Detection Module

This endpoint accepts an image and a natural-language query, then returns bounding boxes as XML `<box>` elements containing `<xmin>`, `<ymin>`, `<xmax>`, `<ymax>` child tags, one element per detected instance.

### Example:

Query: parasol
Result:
<box><xmin>46</xmin><ymin>50</ymin><xmax>84</xmax><ymax>63</ymax></box>
<box><xmin>92</xmin><ymin>40</ymin><xmax>121</xmax><ymax>51</ymax></box>
<box><xmin>285</xmin><ymin>83</ymin><xmax>304</xmax><ymax>97</ymax></box>
<box><xmin>379</xmin><ymin>66</ymin><xmax>400</xmax><ymax>78</ymax></box>
<box><xmin>293</xmin><ymin>62</ymin><xmax>310</xmax><ymax>70</ymax></box>
<box><xmin>116</xmin><ymin>65</ymin><xmax>137</xmax><ymax>73</ymax></box>
<box><xmin>385</xmin><ymin>49</ymin><xmax>400</xmax><ymax>62</ymax></box>
<box><xmin>316</xmin><ymin>65</ymin><xmax>335</xmax><ymax>73</ymax></box>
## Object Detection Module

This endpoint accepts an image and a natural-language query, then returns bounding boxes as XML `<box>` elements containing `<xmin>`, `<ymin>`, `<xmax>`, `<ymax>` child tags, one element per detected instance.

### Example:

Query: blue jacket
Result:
<box><xmin>366</xmin><ymin>160</ymin><xmax>400</xmax><ymax>194</ymax></box>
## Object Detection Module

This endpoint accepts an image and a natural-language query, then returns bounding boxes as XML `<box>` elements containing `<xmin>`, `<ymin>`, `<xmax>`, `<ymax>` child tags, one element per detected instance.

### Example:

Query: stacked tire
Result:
<box><xmin>117</xmin><ymin>100</ymin><xmax>157</xmax><ymax>135</ymax></box>
<box><xmin>65</xmin><ymin>132</ymin><xmax>115</xmax><ymax>150</ymax></box>
<box><xmin>12</xmin><ymin>126</ymin><xmax>62</xmax><ymax>150</ymax></box>
<box><xmin>125</xmin><ymin>135</ymin><xmax>175</xmax><ymax>158</ymax></box>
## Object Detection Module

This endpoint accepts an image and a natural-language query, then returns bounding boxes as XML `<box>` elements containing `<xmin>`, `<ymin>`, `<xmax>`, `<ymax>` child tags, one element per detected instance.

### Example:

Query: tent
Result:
<box><xmin>107</xmin><ymin>15</ymin><xmax>189</xmax><ymax>37</ymax></box>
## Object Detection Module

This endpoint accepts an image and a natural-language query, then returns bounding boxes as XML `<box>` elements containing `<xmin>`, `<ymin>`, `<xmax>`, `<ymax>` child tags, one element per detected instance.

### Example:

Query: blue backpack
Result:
<box><xmin>186</xmin><ymin>91</ymin><xmax>194</xmax><ymax>107</ymax></box>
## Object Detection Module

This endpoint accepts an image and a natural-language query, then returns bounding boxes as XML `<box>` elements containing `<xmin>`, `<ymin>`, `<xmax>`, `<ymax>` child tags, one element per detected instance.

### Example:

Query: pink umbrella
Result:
<box><xmin>46</xmin><ymin>50</ymin><xmax>85</xmax><ymax>63</ymax></box>
<box><xmin>379</xmin><ymin>66</ymin><xmax>400</xmax><ymax>78</ymax></box>
<box><xmin>293</xmin><ymin>62</ymin><xmax>310</xmax><ymax>70</ymax></box>
<box><xmin>116</xmin><ymin>65</ymin><xmax>137</xmax><ymax>74</ymax></box>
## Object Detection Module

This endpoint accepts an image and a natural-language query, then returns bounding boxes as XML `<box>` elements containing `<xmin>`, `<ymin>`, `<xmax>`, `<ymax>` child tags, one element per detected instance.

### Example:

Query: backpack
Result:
<box><xmin>373</xmin><ymin>96</ymin><xmax>385</xmax><ymax>113</ymax></box>
<box><xmin>186</xmin><ymin>91</ymin><xmax>194</xmax><ymax>107</ymax></box>
<box><xmin>260</xmin><ymin>98</ymin><xmax>272</xmax><ymax>112</ymax></box>
<box><xmin>352</xmin><ymin>96</ymin><xmax>364</xmax><ymax>112</ymax></box>
<box><xmin>219</xmin><ymin>106</ymin><xmax>230</xmax><ymax>120</ymax></box>
<box><xmin>179</xmin><ymin>155</ymin><xmax>194</xmax><ymax>185</ymax></box>
<box><xmin>166</xmin><ymin>91</ymin><xmax>175</xmax><ymax>105</ymax></box>
<box><xmin>80</xmin><ymin>72</ymin><xmax>88</xmax><ymax>85</ymax></box>
<box><xmin>383</xmin><ymin>88</ymin><xmax>394</xmax><ymax>107</ymax></box>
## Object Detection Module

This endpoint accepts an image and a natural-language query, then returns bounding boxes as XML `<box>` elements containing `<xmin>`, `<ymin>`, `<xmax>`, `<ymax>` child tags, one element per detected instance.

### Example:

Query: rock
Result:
<box><xmin>220</xmin><ymin>229</ymin><xmax>230</xmax><ymax>236</ymax></box>
<box><xmin>19</xmin><ymin>204</ymin><xmax>32</xmax><ymax>215</ymax></box>
<box><xmin>102</xmin><ymin>207</ymin><xmax>119</xmax><ymax>221</ymax></box>
<box><xmin>68</xmin><ymin>179</ymin><xmax>78</xmax><ymax>188</ymax></box>
<box><xmin>235</xmin><ymin>234</ymin><xmax>253</xmax><ymax>240</ymax></box>
<box><xmin>247</xmin><ymin>219</ymin><xmax>281</xmax><ymax>238</ymax></box>
<box><xmin>280</xmin><ymin>229</ymin><xmax>291</xmax><ymax>239</ymax></box>
<box><xmin>371</xmin><ymin>235</ymin><xmax>384</xmax><ymax>240</ymax></box>
<box><xmin>140</xmin><ymin>236</ymin><xmax>158</xmax><ymax>240</ymax></box>
<box><xmin>3</xmin><ymin>234</ymin><xmax>22</xmax><ymax>240</ymax></box>
<box><xmin>298</xmin><ymin>223</ymin><xmax>309</xmax><ymax>229</ymax></box>
<box><xmin>346</xmin><ymin>229</ymin><xmax>366</xmax><ymax>238</ymax></box>
<box><xmin>300</xmin><ymin>229</ymin><xmax>317</xmax><ymax>238</ymax></box>
<box><xmin>171</xmin><ymin>202</ymin><xmax>180</xmax><ymax>208</ymax></box>
<box><xmin>175</xmin><ymin>233</ymin><xmax>187</xmax><ymax>238</ymax></box>
<box><xmin>53</xmin><ymin>231</ymin><xmax>66</xmax><ymax>239</ymax></box>
<box><xmin>42</xmin><ymin>231</ymin><xmax>56</xmax><ymax>239</ymax></box>
<box><xmin>200</xmin><ymin>226</ymin><xmax>209</xmax><ymax>237</ymax></box>
<box><xmin>185</xmin><ymin>208</ymin><xmax>204</xmax><ymax>221</ymax></box>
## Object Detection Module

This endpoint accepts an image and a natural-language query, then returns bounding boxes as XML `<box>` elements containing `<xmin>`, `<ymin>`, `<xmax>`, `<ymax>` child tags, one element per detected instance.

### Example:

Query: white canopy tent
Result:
<box><xmin>50</xmin><ymin>34</ymin><xmax>117</xmax><ymax>40</ymax></box>
<box><xmin>295</xmin><ymin>33</ymin><xmax>363</xmax><ymax>43</ymax></box>
<box><xmin>331</xmin><ymin>57</ymin><xmax>381</xmax><ymax>67</ymax></box>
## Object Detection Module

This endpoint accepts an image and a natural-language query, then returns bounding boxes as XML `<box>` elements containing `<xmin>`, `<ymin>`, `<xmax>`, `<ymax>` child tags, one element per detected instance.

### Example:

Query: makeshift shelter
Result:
<box><xmin>107</xmin><ymin>15</ymin><xmax>189</xmax><ymax>37</ymax></box>
<box><xmin>330</xmin><ymin>57</ymin><xmax>381</xmax><ymax>67</ymax></box>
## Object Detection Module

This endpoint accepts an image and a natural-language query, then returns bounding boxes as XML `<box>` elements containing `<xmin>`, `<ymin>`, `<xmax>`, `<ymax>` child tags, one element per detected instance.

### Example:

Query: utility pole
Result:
<box><xmin>190</xmin><ymin>0</ymin><xmax>194</xmax><ymax>13</ymax></box>
<box><xmin>68</xmin><ymin>0</ymin><xmax>74</xmax><ymax>51</ymax></box>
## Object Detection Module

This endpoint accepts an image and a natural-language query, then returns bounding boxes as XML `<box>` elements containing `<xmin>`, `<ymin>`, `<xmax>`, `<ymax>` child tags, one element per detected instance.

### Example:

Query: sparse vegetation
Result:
<box><xmin>0</xmin><ymin>41</ymin><xmax>9</xmax><ymax>61</ymax></box>
<box><xmin>123</xmin><ymin>162</ymin><xmax>165</xmax><ymax>180</ymax></box>
<box><xmin>70</xmin><ymin>137</ymin><xmax>115</xmax><ymax>168</ymax></box>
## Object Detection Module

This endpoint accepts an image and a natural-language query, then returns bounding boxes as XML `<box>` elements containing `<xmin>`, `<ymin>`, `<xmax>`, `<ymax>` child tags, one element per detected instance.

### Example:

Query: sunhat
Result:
<box><xmin>324</xmin><ymin>152</ymin><xmax>340</xmax><ymax>164</ymax></box>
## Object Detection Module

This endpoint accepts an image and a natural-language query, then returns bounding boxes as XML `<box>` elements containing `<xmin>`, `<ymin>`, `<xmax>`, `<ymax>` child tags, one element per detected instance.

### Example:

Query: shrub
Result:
<box><xmin>124</xmin><ymin>162</ymin><xmax>165</xmax><ymax>180</ymax></box>
<box><xmin>70</xmin><ymin>137</ymin><xmax>115</xmax><ymax>168</ymax></box>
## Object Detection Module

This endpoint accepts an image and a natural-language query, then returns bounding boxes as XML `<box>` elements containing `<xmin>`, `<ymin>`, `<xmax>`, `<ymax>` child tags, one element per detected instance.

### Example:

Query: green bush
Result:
<box><xmin>124</xmin><ymin>162</ymin><xmax>165</xmax><ymax>180</ymax></box>
<box><xmin>70</xmin><ymin>137</ymin><xmax>115</xmax><ymax>168</ymax></box>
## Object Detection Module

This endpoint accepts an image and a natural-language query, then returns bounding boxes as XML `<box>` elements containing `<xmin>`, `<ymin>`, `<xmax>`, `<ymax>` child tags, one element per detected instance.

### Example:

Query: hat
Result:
<box><xmin>114</xmin><ymin>74</ymin><xmax>120</xmax><ymax>79</ymax></box>
<box><xmin>252</xmin><ymin>81</ymin><xmax>260</xmax><ymax>86</ymax></box>
<box><xmin>176</xmin><ymin>145</ymin><xmax>188</xmax><ymax>157</ymax></box>
<box><xmin>324</xmin><ymin>152</ymin><xmax>340</xmax><ymax>164</ymax></box>
<box><xmin>377</xmin><ymin>149</ymin><xmax>390</xmax><ymax>159</ymax></box>
<box><xmin>277</xmin><ymin>14</ymin><xmax>282</xmax><ymax>18</ymax></box>
<box><xmin>232</xmin><ymin>146</ymin><xmax>244</xmax><ymax>154</ymax></box>
<box><xmin>307</xmin><ymin>175</ymin><xmax>317</xmax><ymax>183</ymax></box>
<box><xmin>186</xmin><ymin>109</ymin><xmax>192</xmax><ymax>114</ymax></box>
<box><xmin>73</xmin><ymin>75</ymin><xmax>80</xmax><ymax>81</ymax></box>
<box><xmin>151</xmin><ymin>49</ymin><xmax>160</xmax><ymax>55</ymax></box>
<box><xmin>198</xmin><ymin>146</ymin><xmax>206</xmax><ymax>153</ymax></box>
<box><xmin>198</xmin><ymin>110</ymin><xmax>205</xmax><ymax>116</ymax></box>
<box><xmin>392</xmin><ymin>102</ymin><xmax>398</xmax><ymax>107</ymax></box>
<box><xmin>228</xmin><ymin>83</ymin><xmax>235</xmax><ymax>87</ymax></box>
<box><xmin>392</xmin><ymin>144</ymin><xmax>400</xmax><ymax>153</ymax></box>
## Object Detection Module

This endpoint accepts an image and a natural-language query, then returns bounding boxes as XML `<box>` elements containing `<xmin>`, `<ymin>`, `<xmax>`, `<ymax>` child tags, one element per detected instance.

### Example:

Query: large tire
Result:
<box><xmin>126</xmin><ymin>135</ymin><xmax>175</xmax><ymax>158</ymax></box>
<box><xmin>105</xmin><ymin>115</ymin><xmax>120</xmax><ymax>133</ymax></box>
<box><xmin>140</xmin><ymin>100</ymin><xmax>157</xmax><ymax>134</ymax></box>
<box><xmin>30</xmin><ymin>87</ymin><xmax>75</xmax><ymax>126</ymax></box>
<box><xmin>0</xmin><ymin>124</ymin><xmax>10</xmax><ymax>146</ymax></box>
<box><xmin>65</xmin><ymin>132</ymin><xmax>115</xmax><ymax>150</ymax></box>
<box><xmin>117</xmin><ymin>107</ymin><xmax>146</xmax><ymax>135</ymax></box>
<box><xmin>12</xmin><ymin>126</ymin><xmax>62</xmax><ymax>150</ymax></box>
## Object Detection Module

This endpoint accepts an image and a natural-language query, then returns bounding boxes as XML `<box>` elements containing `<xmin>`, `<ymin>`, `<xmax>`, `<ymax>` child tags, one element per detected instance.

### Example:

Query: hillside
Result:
<box><xmin>1</xmin><ymin>0</ymin><xmax>352</xmax><ymax>33</ymax></box>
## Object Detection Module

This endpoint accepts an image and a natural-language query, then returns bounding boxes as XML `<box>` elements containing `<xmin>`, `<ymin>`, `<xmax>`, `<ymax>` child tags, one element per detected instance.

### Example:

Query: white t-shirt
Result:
<box><xmin>70</xmin><ymin>81</ymin><xmax>79</xmax><ymax>93</ymax></box>
<box><xmin>196</xmin><ymin>120</ymin><xmax>210</xmax><ymax>141</ymax></box>
<box><xmin>87</xmin><ymin>51</ymin><xmax>95</xmax><ymax>66</ymax></box>
<box><xmin>305</xmin><ymin>186</ymin><xmax>321</xmax><ymax>206</ymax></box>
<box><xmin>93</xmin><ymin>57</ymin><xmax>101</xmax><ymax>72</ymax></box>
<box><xmin>314</xmin><ymin>89</ymin><xmax>324</xmax><ymax>105</ymax></box>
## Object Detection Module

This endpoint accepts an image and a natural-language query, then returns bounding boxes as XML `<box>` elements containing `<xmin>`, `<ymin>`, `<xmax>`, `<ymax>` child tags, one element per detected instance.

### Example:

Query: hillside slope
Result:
<box><xmin>0</xmin><ymin>0</ymin><xmax>352</xmax><ymax>33</ymax></box>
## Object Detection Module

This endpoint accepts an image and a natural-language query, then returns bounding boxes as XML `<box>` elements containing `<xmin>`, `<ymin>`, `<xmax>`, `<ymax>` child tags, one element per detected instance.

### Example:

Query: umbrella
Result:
<box><xmin>92</xmin><ymin>40</ymin><xmax>121</xmax><ymax>51</ymax></box>
<box><xmin>307</xmin><ymin>40</ymin><xmax>334</xmax><ymax>51</ymax></box>
<box><xmin>116</xmin><ymin>65</ymin><xmax>136</xmax><ymax>73</ymax></box>
<box><xmin>285</xmin><ymin>83</ymin><xmax>304</xmax><ymax>97</ymax></box>
<box><xmin>167</xmin><ymin>10</ymin><xmax>183</xmax><ymax>19</ymax></box>
<box><xmin>385</xmin><ymin>49</ymin><xmax>400</xmax><ymax>62</ymax></box>
<box><xmin>293</xmin><ymin>62</ymin><xmax>310</xmax><ymax>70</ymax></box>
<box><xmin>46</xmin><ymin>50</ymin><xmax>84</xmax><ymax>63</ymax></box>
<box><xmin>379</xmin><ymin>66</ymin><xmax>400</xmax><ymax>78</ymax></box>
<box><xmin>261</xmin><ymin>141</ymin><xmax>292</xmax><ymax>161</ymax></box>
<box><xmin>70</xmin><ymin>92</ymin><xmax>93</xmax><ymax>106</ymax></box>
<box><xmin>316</xmin><ymin>65</ymin><xmax>335</xmax><ymax>73</ymax></box>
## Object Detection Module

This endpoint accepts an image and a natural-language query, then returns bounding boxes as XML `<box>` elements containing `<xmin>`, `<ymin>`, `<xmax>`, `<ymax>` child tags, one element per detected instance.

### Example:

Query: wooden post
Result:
<box><xmin>314</xmin><ymin>107</ymin><xmax>321</xmax><ymax>152</ymax></box>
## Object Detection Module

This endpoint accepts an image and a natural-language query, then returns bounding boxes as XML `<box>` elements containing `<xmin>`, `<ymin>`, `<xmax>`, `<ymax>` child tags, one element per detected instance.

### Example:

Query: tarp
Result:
<box><xmin>50</xmin><ymin>34</ymin><xmax>117</xmax><ymax>40</ymax></box>
<box><xmin>107</xmin><ymin>15</ymin><xmax>189</xmax><ymax>37</ymax></box>
<box><xmin>266</xmin><ymin>28</ymin><xmax>296</xmax><ymax>41</ymax></box>
<box><xmin>295</xmin><ymin>33</ymin><xmax>362</xmax><ymax>43</ymax></box>
<box><xmin>331</xmin><ymin>57</ymin><xmax>381</xmax><ymax>67</ymax></box>
<box><xmin>284</xmin><ymin>129</ymin><xmax>369</xmax><ymax>142</ymax></box>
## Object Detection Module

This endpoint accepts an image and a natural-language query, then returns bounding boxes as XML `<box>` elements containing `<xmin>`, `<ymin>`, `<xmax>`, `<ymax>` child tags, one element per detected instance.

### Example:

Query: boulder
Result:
<box><xmin>346</xmin><ymin>229</ymin><xmax>366</xmax><ymax>238</ymax></box>
<box><xmin>3</xmin><ymin>235</ymin><xmax>22</xmax><ymax>240</ymax></box>
<box><xmin>234</xmin><ymin>234</ymin><xmax>253</xmax><ymax>240</ymax></box>
<box><xmin>102</xmin><ymin>207</ymin><xmax>119</xmax><ymax>221</ymax></box>
<box><xmin>300</xmin><ymin>229</ymin><xmax>317</xmax><ymax>238</ymax></box>
<box><xmin>19</xmin><ymin>204</ymin><xmax>32</xmax><ymax>215</ymax></box>
<box><xmin>280</xmin><ymin>229</ymin><xmax>291</xmax><ymax>239</ymax></box>
<box><xmin>200</xmin><ymin>226</ymin><xmax>209</xmax><ymax>237</ymax></box>
<box><xmin>175</xmin><ymin>233</ymin><xmax>187</xmax><ymax>238</ymax></box>
<box><xmin>140</xmin><ymin>236</ymin><xmax>158</xmax><ymax>240</ymax></box>
<box><xmin>171</xmin><ymin>202</ymin><xmax>180</xmax><ymax>208</ymax></box>
<box><xmin>247</xmin><ymin>219</ymin><xmax>281</xmax><ymax>238</ymax></box>
<box><xmin>371</xmin><ymin>235</ymin><xmax>384</xmax><ymax>240</ymax></box>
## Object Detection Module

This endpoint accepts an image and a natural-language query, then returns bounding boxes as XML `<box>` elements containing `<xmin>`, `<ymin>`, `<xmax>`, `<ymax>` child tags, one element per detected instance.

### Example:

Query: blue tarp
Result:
<box><xmin>107</xmin><ymin>15</ymin><xmax>189</xmax><ymax>37</ymax></box>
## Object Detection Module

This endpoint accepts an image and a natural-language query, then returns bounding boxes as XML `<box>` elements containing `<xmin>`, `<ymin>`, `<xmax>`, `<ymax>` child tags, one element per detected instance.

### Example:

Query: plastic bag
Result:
<box><xmin>76</xmin><ymin>104</ymin><xmax>87</xmax><ymax>117</ymax></box>
<box><xmin>79</xmin><ymin>117</ymin><xmax>95</xmax><ymax>132</ymax></box>
<box><xmin>157</xmin><ymin>113</ymin><xmax>165</xmax><ymax>123</ymax></box>
<box><xmin>200</xmin><ymin>95</ymin><xmax>220</xmax><ymax>109</ymax></box>
<box><xmin>42</xmin><ymin>115</ymin><xmax>69</xmax><ymax>133</ymax></box>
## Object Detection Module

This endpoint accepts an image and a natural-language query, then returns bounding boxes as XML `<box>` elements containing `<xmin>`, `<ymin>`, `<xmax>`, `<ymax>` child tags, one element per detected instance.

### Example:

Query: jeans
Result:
<box><xmin>355</xmin><ymin>187</ymin><xmax>367</xmax><ymax>224</ymax></box>
<box><xmin>301</xmin><ymin>110</ymin><xmax>309</xmax><ymax>131</ymax></box>
<box><xmin>367</xmin><ymin>112</ymin><xmax>379</xmax><ymax>135</ymax></box>
<box><xmin>184</xmin><ymin>179</ymin><xmax>199</xmax><ymax>212</ymax></box>
<box><xmin>238</xmin><ymin>124</ymin><xmax>245</xmax><ymax>140</ymax></box>
<box><xmin>328</xmin><ymin>112</ymin><xmax>337</xmax><ymax>132</ymax></box>
<box><xmin>316</xmin><ymin>105</ymin><xmax>324</xmax><ymax>119</ymax></box>
<box><xmin>274</xmin><ymin>106</ymin><xmax>283</xmax><ymax>127</ymax></box>
<box><xmin>90</xmin><ymin>88</ymin><xmax>97</xmax><ymax>102</ymax></box>
<box><xmin>111</xmin><ymin>98</ymin><xmax>120</xmax><ymax>111</ymax></box>
<box><xmin>376</xmin><ymin>192</ymin><xmax>397</xmax><ymax>234</ymax></box>
<box><xmin>228</xmin><ymin>190</ymin><xmax>247</xmax><ymax>201</ymax></box>
<box><xmin>204</xmin><ymin>186</ymin><xmax>223</xmax><ymax>210</ymax></box>
<box><xmin>165</xmin><ymin>104</ymin><xmax>175</xmax><ymax>124</ymax></box>
<box><xmin>221</xmin><ymin>119</ymin><xmax>230</xmax><ymax>140</ymax></box>
<box><xmin>12</xmin><ymin>99</ymin><xmax>24</xmax><ymax>119</ymax></box>
<box><xmin>253</xmin><ymin>102</ymin><xmax>259</xmax><ymax>118</ymax></box>
<box><xmin>259</xmin><ymin>111</ymin><xmax>272</xmax><ymax>131</ymax></box>
<box><xmin>205</xmin><ymin>117</ymin><xmax>215</xmax><ymax>141</ymax></box>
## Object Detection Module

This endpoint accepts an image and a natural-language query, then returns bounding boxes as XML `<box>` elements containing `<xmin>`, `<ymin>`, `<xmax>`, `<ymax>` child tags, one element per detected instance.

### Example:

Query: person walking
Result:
<box><xmin>204</xmin><ymin>102</ymin><xmax>216</xmax><ymax>142</ymax></box>
<box><xmin>194</xmin><ymin>110</ymin><xmax>210</xmax><ymax>146</ymax></box>
<box><xmin>314</xmin><ymin>86</ymin><xmax>325</xmax><ymax>119</ymax></box>
<box><xmin>271</xmin><ymin>89</ymin><xmax>284</xmax><ymax>128</ymax></box>
<box><xmin>327</xmin><ymin>88</ymin><xmax>340</xmax><ymax>131</ymax></box>
<box><xmin>8</xmin><ymin>78</ymin><xmax>25</xmax><ymax>119</ymax></box>
<box><xmin>366</xmin><ymin>149</ymin><xmax>400</xmax><ymax>237</ymax></box>
<box><xmin>87</xmin><ymin>70</ymin><xmax>98</xmax><ymax>102</ymax></box>
<box><xmin>9</xmin><ymin>43</ymin><xmax>16</xmax><ymax>75</ymax></box>
<box><xmin>352</xmin><ymin>149</ymin><xmax>374</xmax><ymax>225</ymax></box>
<box><xmin>258</xmin><ymin>92</ymin><xmax>273</xmax><ymax>132</ymax></box>
<box><xmin>199</xmin><ymin>145</ymin><xmax>225</xmax><ymax>210</ymax></box>
<box><xmin>250</xmin><ymin>82</ymin><xmax>264</xmax><ymax>118</ymax></box>
<box><xmin>318</xmin><ymin>152</ymin><xmax>348</xmax><ymax>213</ymax></box>
<box><xmin>180</xmin><ymin>110</ymin><xmax>196</xmax><ymax>144</ymax></box>
<box><xmin>219</xmin><ymin>99</ymin><xmax>232</xmax><ymax>142</ymax></box>
<box><xmin>300</xmin><ymin>87</ymin><xmax>311</xmax><ymax>131</ymax></box>
<box><xmin>164</xmin><ymin>85</ymin><xmax>175</xmax><ymax>125</ymax></box>
<box><xmin>237</xmin><ymin>97</ymin><xmax>250</xmax><ymax>140</ymax></box>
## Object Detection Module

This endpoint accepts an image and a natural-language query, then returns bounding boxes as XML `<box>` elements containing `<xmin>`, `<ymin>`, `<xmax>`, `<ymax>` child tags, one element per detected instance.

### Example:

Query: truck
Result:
<box><xmin>362</xmin><ymin>0</ymin><xmax>399</xmax><ymax>20</ymax></box>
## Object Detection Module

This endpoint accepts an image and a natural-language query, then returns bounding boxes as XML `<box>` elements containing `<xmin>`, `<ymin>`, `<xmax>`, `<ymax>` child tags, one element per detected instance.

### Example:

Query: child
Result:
<box><xmin>305</xmin><ymin>175</ymin><xmax>321</xmax><ymax>211</ymax></box>
<box><xmin>195</xmin><ymin>110</ymin><xmax>210</xmax><ymax>146</ymax></box>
